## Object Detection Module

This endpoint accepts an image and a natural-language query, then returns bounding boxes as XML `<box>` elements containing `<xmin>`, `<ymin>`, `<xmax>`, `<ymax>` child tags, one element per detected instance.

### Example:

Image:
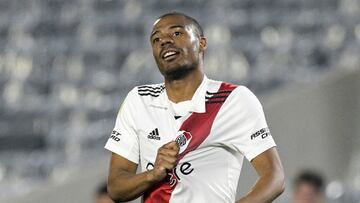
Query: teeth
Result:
<box><xmin>164</xmin><ymin>51</ymin><xmax>176</xmax><ymax>58</ymax></box>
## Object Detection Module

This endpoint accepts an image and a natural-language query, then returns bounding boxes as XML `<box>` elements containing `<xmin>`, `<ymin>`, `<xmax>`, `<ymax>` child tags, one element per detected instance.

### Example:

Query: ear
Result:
<box><xmin>199</xmin><ymin>37</ymin><xmax>207</xmax><ymax>52</ymax></box>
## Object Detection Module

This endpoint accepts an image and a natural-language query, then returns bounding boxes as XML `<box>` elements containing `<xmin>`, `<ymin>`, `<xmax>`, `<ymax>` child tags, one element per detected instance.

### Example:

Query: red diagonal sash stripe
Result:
<box><xmin>144</xmin><ymin>82</ymin><xmax>237</xmax><ymax>203</ymax></box>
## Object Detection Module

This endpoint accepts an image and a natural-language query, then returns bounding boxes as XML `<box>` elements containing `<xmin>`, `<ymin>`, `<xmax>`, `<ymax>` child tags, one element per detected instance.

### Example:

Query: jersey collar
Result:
<box><xmin>150</xmin><ymin>75</ymin><xmax>209</xmax><ymax>114</ymax></box>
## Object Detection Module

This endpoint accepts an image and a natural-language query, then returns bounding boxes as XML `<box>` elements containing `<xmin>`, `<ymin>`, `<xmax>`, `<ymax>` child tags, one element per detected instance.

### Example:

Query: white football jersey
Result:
<box><xmin>105</xmin><ymin>76</ymin><xmax>276</xmax><ymax>203</ymax></box>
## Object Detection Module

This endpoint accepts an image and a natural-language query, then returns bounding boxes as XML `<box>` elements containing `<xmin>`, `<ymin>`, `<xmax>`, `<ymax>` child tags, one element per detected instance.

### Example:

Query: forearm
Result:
<box><xmin>236</xmin><ymin>173</ymin><xmax>285</xmax><ymax>203</ymax></box>
<box><xmin>108</xmin><ymin>169</ymin><xmax>158</xmax><ymax>202</ymax></box>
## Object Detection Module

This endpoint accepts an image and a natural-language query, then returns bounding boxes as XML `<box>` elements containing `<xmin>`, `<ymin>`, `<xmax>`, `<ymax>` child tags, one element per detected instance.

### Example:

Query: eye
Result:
<box><xmin>152</xmin><ymin>37</ymin><xmax>160</xmax><ymax>44</ymax></box>
<box><xmin>173</xmin><ymin>31</ymin><xmax>182</xmax><ymax>37</ymax></box>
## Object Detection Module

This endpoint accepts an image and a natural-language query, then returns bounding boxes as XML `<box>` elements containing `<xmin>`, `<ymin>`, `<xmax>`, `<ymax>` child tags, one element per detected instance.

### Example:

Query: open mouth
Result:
<box><xmin>162</xmin><ymin>50</ymin><xmax>180</xmax><ymax>61</ymax></box>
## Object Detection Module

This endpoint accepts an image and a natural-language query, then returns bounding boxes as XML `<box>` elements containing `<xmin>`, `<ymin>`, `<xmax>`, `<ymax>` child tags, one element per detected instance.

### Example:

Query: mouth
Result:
<box><xmin>161</xmin><ymin>49</ymin><xmax>180</xmax><ymax>62</ymax></box>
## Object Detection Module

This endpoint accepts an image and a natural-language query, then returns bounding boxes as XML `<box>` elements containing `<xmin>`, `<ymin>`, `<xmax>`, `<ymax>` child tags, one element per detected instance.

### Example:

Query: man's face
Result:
<box><xmin>293</xmin><ymin>183</ymin><xmax>323</xmax><ymax>203</ymax></box>
<box><xmin>150</xmin><ymin>15</ymin><xmax>205</xmax><ymax>77</ymax></box>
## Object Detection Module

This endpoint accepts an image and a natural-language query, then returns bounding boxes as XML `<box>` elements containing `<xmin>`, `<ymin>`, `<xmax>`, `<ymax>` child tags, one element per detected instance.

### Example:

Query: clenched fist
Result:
<box><xmin>150</xmin><ymin>141</ymin><xmax>180</xmax><ymax>182</ymax></box>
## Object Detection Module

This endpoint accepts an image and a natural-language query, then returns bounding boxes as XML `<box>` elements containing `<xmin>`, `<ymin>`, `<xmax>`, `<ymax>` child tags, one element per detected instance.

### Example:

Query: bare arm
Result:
<box><xmin>107</xmin><ymin>153</ymin><xmax>153</xmax><ymax>202</ymax></box>
<box><xmin>107</xmin><ymin>141</ymin><xmax>179</xmax><ymax>202</ymax></box>
<box><xmin>236</xmin><ymin>147</ymin><xmax>285</xmax><ymax>203</ymax></box>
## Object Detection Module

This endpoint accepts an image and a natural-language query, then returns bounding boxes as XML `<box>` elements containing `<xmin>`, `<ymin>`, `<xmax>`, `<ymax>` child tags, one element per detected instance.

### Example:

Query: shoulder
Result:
<box><xmin>123</xmin><ymin>83</ymin><xmax>165</xmax><ymax>107</ymax></box>
<box><xmin>125</xmin><ymin>83</ymin><xmax>165</xmax><ymax>98</ymax></box>
<box><xmin>227</xmin><ymin>85</ymin><xmax>264</xmax><ymax>112</ymax></box>
<box><xmin>136</xmin><ymin>83</ymin><xmax>165</xmax><ymax>98</ymax></box>
<box><xmin>206</xmin><ymin>78</ymin><xmax>238</xmax><ymax>93</ymax></box>
<box><xmin>207</xmin><ymin>78</ymin><xmax>255</xmax><ymax>100</ymax></box>
<box><xmin>119</xmin><ymin>83</ymin><xmax>164</xmax><ymax>114</ymax></box>
<box><xmin>232</xmin><ymin>85</ymin><xmax>258</xmax><ymax>100</ymax></box>
<box><xmin>209</xmin><ymin>82</ymin><xmax>263</xmax><ymax>110</ymax></box>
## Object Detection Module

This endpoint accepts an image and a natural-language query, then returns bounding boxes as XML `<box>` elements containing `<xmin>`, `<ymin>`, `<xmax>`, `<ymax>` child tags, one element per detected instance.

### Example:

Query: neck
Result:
<box><xmin>165</xmin><ymin>68</ymin><xmax>204</xmax><ymax>103</ymax></box>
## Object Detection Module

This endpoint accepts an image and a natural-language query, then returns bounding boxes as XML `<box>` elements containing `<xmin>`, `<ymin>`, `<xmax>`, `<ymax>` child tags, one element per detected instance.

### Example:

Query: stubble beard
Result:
<box><xmin>161</xmin><ymin>61</ymin><xmax>198</xmax><ymax>81</ymax></box>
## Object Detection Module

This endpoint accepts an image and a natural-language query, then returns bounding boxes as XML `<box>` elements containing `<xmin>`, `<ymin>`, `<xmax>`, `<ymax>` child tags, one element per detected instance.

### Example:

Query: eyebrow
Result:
<box><xmin>169</xmin><ymin>25</ymin><xmax>185</xmax><ymax>30</ymax></box>
<box><xmin>150</xmin><ymin>25</ymin><xmax>185</xmax><ymax>39</ymax></box>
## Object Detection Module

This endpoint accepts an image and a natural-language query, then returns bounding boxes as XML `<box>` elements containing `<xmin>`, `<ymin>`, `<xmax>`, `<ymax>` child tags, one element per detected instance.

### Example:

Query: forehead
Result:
<box><xmin>296</xmin><ymin>182</ymin><xmax>318</xmax><ymax>192</ymax></box>
<box><xmin>152</xmin><ymin>15</ymin><xmax>191</xmax><ymax>32</ymax></box>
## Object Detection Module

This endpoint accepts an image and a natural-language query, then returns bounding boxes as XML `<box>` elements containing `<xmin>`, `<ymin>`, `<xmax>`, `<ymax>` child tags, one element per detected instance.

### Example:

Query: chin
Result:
<box><xmin>165</xmin><ymin>63</ymin><xmax>183</xmax><ymax>72</ymax></box>
<box><xmin>164</xmin><ymin>64</ymin><xmax>195</xmax><ymax>80</ymax></box>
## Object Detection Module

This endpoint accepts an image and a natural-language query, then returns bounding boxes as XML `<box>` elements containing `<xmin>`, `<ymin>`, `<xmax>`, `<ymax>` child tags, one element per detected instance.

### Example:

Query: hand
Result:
<box><xmin>150</xmin><ymin>141</ymin><xmax>180</xmax><ymax>182</ymax></box>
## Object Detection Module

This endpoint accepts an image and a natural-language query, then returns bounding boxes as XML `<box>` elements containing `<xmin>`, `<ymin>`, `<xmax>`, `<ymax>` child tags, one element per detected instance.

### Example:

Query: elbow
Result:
<box><xmin>277</xmin><ymin>178</ymin><xmax>285</xmax><ymax>196</ymax></box>
<box><xmin>275</xmin><ymin>170</ymin><xmax>286</xmax><ymax>196</ymax></box>
<box><xmin>107</xmin><ymin>182</ymin><xmax>130</xmax><ymax>202</ymax></box>
<box><xmin>267</xmin><ymin>168</ymin><xmax>285</xmax><ymax>198</ymax></box>
<box><xmin>107</xmin><ymin>183</ymin><xmax>121</xmax><ymax>202</ymax></box>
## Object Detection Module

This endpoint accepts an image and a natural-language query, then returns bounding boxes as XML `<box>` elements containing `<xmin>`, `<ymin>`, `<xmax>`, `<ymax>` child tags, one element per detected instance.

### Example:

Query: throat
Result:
<box><xmin>165</xmin><ymin>71</ymin><xmax>204</xmax><ymax>103</ymax></box>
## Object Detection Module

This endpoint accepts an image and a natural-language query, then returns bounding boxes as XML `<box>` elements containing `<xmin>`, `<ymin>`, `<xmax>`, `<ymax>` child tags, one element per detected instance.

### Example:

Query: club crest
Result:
<box><xmin>175</xmin><ymin>130</ymin><xmax>192</xmax><ymax>154</ymax></box>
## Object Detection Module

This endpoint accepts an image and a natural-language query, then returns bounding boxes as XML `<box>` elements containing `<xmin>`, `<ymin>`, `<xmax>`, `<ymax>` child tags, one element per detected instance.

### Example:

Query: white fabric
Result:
<box><xmin>104</xmin><ymin>76</ymin><xmax>276</xmax><ymax>203</ymax></box>
<box><xmin>170</xmin><ymin>100</ymin><xmax>192</xmax><ymax>117</ymax></box>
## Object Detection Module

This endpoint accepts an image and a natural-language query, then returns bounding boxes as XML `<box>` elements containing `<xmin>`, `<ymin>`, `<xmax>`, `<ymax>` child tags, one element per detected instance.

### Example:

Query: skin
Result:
<box><xmin>237</xmin><ymin>147</ymin><xmax>285</xmax><ymax>203</ymax></box>
<box><xmin>292</xmin><ymin>183</ymin><xmax>324</xmax><ymax>203</ymax></box>
<box><xmin>108</xmin><ymin>141</ymin><xmax>180</xmax><ymax>201</ymax></box>
<box><xmin>96</xmin><ymin>194</ymin><xmax>114</xmax><ymax>203</ymax></box>
<box><xmin>150</xmin><ymin>15</ymin><xmax>207</xmax><ymax>102</ymax></box>
<box><xmin>107</xmin><ymin>14</ymin><xmax>285</xmax><ymax>202</ymax></box>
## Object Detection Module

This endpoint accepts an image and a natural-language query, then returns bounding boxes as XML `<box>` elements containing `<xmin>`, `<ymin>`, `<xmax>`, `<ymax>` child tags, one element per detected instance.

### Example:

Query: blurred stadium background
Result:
<box><xmin>0</xmin><ymin>0</ymin><xmax>359</xmax><ymax>202</ymax></box>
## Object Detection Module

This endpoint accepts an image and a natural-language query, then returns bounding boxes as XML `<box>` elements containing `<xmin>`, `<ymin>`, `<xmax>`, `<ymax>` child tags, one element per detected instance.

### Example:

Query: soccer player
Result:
<box><xmin>105</xmin><ymin>12</ymin><xmax>285</xmax><ymax>203</ymax></box>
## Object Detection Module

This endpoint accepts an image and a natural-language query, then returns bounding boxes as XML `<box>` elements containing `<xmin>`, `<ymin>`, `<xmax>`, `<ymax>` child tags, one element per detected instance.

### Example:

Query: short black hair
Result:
<box><xmin>294</xmin><ymin>170</ymin><xmax>325</xmax><ymax>193</ymax></box>
<box><xmin>157</xmin><ymin>12</ymin><xmax>204</xmax><ymax>37</ymax></box>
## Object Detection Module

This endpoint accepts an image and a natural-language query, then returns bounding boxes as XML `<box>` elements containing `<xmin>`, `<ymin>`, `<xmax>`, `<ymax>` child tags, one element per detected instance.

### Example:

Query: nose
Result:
<box><xmin>160</xmin><ymin>36</ymin><xmax>174</xmax><ymax>47</ymax></box>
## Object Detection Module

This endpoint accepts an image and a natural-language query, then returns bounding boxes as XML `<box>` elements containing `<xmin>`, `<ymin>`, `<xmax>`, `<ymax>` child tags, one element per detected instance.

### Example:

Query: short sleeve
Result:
<box><xmin>104</xmin><ymin>88</ymin><xmax>140</xmax><ymax>164</ymax></box>
<box><xmin>222</xmin><ymin>86</ymin><xmax>276</xmax><ymax>161</ymax></box>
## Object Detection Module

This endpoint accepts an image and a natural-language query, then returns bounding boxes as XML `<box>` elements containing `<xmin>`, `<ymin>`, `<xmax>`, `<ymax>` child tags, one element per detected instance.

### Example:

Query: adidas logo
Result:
<box><xmin>147</xmin><ymin>128</ymin><xmax>160</xmax><ymax>140</ymax></box>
